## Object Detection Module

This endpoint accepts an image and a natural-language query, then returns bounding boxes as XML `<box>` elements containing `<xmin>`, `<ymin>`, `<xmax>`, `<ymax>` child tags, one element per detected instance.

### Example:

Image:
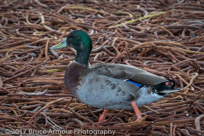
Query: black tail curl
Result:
<box><xmin>152</xmin><ymin>80</ymin><xmax>176</xmax><ymax>96</ymax></box>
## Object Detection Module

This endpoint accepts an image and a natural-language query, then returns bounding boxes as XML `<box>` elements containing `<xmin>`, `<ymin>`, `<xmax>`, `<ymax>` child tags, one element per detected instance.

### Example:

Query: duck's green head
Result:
<box><xmin>51</xmin><ymin>30</ymin><xmax>92</xmax><ymax>66</ymax></box>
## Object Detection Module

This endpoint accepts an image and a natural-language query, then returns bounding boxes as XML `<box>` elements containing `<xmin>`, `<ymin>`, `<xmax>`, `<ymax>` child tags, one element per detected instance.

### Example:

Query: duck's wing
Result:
<box><xmin>89</xmin><ymin>63</ymin><xmax>168</xmax><ymax>86</ymax></box>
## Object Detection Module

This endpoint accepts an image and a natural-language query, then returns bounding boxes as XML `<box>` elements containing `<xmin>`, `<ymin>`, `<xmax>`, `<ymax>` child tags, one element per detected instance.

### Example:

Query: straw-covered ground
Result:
<box><xmin>0</xmin><ymin>0</ymin><xmax>204</xmax><ymax>135</ymax></box>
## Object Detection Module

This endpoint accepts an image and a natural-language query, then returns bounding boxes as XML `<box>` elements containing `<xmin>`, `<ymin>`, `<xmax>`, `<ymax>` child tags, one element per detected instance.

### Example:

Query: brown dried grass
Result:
<box><xmin>0</xmin><ymin>0</ymin><xmax>204</xmax><ymax>135</ymax></box>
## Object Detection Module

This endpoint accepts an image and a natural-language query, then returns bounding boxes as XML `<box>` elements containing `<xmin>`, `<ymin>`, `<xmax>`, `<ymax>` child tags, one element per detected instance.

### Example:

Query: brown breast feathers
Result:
<box><xmin>64</xmin><ymin>62</ymin><xmax>87</xmax><ymax>96</ymax></box>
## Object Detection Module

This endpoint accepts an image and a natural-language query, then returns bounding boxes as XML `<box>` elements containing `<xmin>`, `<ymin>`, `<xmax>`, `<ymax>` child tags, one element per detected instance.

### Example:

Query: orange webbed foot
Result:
<box><xmin>98</xmin><ymin>109</ymin><xmax>108</xmax><ymax>123</ymax></box>
<box><xmin>131</xmin><ymin>102</ymin><xmax>143</xmax><ymax>122</ymax></box>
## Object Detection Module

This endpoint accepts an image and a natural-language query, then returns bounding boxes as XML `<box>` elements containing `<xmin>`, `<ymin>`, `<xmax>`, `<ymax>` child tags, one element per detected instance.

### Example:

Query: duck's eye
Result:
<box><xmin>69</xmin><ymin>35</ymin><xmax>74</xmax><ymax>39</ymax></box>
<box><xmin>68</xmin><ymin>34</ymin><xmax>76</xmax><ymax>39</ymax></box>
<box><xmin>76</xmin><ymin>37</ymin><xmax>81</xmax><ymax>41</ymax></box>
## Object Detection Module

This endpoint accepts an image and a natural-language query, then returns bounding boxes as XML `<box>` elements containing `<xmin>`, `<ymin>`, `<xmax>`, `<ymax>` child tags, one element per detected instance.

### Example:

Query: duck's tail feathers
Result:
<box><xmin>152</xmin><ymin>80</ymin><xmax>181</xmax><ymax>96</ymax></box>
<box><xmin>155</xmin><ymin>88</ymin><xmax>181</xmax><ymax>96</ymax></box>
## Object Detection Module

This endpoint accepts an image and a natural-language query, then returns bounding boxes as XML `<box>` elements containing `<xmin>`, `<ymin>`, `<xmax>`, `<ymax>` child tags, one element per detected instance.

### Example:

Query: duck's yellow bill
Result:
<box><xmin>50</xmin><ymin>38</ymin><xmax>67</xmax><ymax>50</ymax></box>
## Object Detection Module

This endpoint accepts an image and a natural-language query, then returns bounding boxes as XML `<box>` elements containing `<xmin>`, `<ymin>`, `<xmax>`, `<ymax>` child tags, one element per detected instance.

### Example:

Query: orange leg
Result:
<box><xmin>98</xmin><ymin>109</ymin><xmax>108</xmax><ymax>123</ymax></box>
<box><xmin>131</xmin><ymin>102</ymin><xmax>141</xmax><ymax>121</ymax></box>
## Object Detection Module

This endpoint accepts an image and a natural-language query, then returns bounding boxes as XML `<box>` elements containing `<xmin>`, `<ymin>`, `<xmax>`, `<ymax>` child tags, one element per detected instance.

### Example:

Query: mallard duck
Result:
<box><xmin>50</xmin><ymin>30</ymin><xmax>180</xmax><ymax>123</ymax></box>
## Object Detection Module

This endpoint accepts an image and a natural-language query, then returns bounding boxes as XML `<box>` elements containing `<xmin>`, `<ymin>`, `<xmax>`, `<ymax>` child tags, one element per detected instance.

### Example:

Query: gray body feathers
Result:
<box><xmin>76</xmin><ymin>63</ymin><xmax>179</xmax><ymax>110</ymax></box>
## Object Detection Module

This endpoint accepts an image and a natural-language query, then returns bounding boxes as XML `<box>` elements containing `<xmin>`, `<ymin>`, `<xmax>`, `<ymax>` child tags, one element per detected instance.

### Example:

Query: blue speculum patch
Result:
<box><xmin>126</xmin><ymin>79</ymin><xmax>143</xmax><ymax>87</ymax></box>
